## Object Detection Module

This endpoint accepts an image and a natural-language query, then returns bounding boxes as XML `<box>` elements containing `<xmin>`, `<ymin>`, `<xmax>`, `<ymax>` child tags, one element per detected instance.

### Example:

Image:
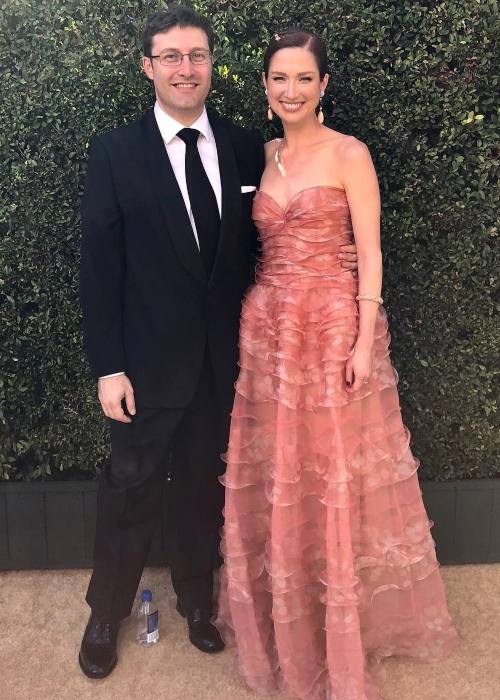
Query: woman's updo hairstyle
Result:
<box><xmin>263</xmin><ymin>29</ymin><xmax>329</xmax><ymax>79</ymax></box>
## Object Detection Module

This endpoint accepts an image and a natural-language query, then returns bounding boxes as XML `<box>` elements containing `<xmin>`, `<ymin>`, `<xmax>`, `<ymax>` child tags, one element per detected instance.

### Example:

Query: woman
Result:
<box><xmin>217</xmin><ymin>30</ymin><xmax>458</xmax><ymax>700</ymax></box>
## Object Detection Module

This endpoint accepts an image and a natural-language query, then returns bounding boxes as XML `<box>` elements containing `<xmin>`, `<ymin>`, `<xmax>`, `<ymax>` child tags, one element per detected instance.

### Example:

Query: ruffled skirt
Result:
<box><xmin>217</xmin><ymin>283</ymin><xmax>458</xmax><ymax>700</ymax></box>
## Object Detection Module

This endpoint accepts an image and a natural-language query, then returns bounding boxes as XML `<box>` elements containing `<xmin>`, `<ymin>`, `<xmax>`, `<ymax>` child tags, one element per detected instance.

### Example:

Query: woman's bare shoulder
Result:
<box><xmin>321</xmin><ymin>129</ymin><xmax>368</xmax><ymax>158</ymax></box>
<box><xmin>319</xmin><ymin>131</ymin><xmax>375</xmax><ymax>185</ymax></box>
<box><xmin>335</xmin><ymin>133</ymin><xmax>370</xmax><ymax>161</ymax></box>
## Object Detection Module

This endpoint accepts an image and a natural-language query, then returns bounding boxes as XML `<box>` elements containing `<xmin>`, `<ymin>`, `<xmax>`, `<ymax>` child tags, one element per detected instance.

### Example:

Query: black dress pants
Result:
<box><xmin>86</xmin><ymin>354</ymin><xmax>227</xmax><ymax>620</ymax></box>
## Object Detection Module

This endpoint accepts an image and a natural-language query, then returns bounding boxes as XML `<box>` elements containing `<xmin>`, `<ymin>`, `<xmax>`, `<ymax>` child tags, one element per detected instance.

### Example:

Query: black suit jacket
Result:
<box><xmin>80</xmin><ymin>108</ymin><xmax>264</xmax><ymax>409</ymax></box>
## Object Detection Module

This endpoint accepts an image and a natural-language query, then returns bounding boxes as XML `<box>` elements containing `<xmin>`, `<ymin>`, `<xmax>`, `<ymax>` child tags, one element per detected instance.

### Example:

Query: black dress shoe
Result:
<box><xmin>79</xmin><ymin>614</ymin><xmax>120</xmax><ymax>679</ymax></box>
<box><xmin>176</xmin><ymin>600</ymin><xmax>225</xmax><ymax>654</ymax></box>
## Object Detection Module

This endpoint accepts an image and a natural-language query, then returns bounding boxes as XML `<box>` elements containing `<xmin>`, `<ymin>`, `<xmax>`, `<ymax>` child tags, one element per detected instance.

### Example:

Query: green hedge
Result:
<box><xmin>0</xmin><ymin>0</ymin><xmax>498</xmax><ymax>481</ymax></box>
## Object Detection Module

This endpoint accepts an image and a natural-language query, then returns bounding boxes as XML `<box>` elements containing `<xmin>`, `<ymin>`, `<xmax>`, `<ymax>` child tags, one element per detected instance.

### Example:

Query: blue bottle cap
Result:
<box><xmin>141</xmin><ymin>589</ymin><xmax>153</xmax><ymax>602</ymax></box>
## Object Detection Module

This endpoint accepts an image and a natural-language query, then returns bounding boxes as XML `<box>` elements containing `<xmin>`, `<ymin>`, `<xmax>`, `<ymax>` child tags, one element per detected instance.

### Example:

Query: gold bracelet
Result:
<box><xmin>356</xmin><ymin>294</ymin><xmax>383</xmax><ymax>304</ymax></box>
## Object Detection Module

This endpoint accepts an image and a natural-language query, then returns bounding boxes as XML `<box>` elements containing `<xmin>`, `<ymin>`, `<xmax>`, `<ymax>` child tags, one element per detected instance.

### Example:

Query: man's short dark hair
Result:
<box><xmin>142</xmin><ymin>4</ymin><xmax>215</xmax><ymax>56</ymax></box>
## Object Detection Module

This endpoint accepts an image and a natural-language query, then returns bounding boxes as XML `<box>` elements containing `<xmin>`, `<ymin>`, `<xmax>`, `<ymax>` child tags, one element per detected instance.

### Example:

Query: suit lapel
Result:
<box><xmin>208</xmin><ymin>112</ymin><xmax>242</xmax><ymax>285</ymax></box>
<box><xmin>141</xmin><ymin>109</ymin><xmax>206</xmax><ymax>284</ymax></box>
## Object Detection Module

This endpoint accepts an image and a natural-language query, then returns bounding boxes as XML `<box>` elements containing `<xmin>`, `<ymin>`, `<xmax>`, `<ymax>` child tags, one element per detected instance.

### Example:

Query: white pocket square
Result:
<box><xmin>241</xmin><ymin>185</ymin><xmax>257</xmax><ymax>193</ymax></box>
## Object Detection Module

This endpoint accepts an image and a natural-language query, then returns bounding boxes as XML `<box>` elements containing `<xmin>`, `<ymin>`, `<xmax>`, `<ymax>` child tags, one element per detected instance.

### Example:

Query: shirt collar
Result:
<box><xmin>154</xmin><ymin>102</ymin><xmax>212</xmax><ymax>145</ymax></box>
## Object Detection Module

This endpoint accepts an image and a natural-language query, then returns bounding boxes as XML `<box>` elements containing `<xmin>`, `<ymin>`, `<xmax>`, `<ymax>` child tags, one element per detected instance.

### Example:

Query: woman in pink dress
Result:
<box><xmin>217</xmin><ymin>29</ymin><xmax>458</xmax><ymax>700</ymax></box>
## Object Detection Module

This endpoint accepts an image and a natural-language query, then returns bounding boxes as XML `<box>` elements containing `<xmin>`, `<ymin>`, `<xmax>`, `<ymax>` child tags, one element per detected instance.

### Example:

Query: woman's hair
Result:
<box><xmin>263</xmin><ymin>29</ymin><xmax>329</xmax><ymax>78</ymax></box>
<box><xmin>142</xmin><ymin>4</ymin><xmax>215</xmax><ymax>57</ymax></box>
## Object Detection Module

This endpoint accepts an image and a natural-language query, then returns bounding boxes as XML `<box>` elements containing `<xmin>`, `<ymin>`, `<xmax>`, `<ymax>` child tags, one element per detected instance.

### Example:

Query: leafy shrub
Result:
<box><xmin>0</xmin><ymin>0</ymin><xmax>497</xmax><ymax>480</ymax></box>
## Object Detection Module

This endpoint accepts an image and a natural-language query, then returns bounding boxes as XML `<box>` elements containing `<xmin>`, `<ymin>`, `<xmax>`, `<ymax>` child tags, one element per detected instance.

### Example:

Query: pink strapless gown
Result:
<box><xmin>217</xmin><ymin>187</ymin><xmax>458</xmax><ymax>700</ymax></box>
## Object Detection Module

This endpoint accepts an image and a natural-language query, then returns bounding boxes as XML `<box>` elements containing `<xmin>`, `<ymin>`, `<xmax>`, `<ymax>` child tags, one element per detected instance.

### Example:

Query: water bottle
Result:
<box><xmin>136</xmin><ymin>589</ymin><xmax>159</xmax><ymax>646</ymax></box>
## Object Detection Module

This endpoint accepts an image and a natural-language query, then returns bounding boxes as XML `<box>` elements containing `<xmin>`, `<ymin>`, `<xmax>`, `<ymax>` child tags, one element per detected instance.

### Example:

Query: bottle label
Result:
<box><xmin>146</xmin><ymin>610</ymin><xmax>159</xmax><ymax>643</ymax></box>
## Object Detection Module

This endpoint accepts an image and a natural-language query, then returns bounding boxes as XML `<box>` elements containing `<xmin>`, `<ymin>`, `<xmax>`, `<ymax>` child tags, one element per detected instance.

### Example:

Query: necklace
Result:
<box><xmin>274</xmin><ymin>138</ymin><xmax>286</xmax><ymax>177</ymax></box>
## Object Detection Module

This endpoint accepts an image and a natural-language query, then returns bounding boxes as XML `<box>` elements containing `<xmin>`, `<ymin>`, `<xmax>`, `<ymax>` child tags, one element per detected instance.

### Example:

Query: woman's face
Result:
<box><xmin>263</xmin><ymin>46</ymin><xmax>329</xmax><ymax>126</ymax></box>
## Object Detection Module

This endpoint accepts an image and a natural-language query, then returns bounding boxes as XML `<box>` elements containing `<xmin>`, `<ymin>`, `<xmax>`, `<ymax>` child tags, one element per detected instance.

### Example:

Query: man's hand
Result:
<box><xmin>98</xmin><ymin>375</ymin><xmax>136</xmax><ymax>423</ymax></box>
<box><xmin>338</xmin><ymin>243</ymin><xmax>358</xmax><ymax>270</ymax></box>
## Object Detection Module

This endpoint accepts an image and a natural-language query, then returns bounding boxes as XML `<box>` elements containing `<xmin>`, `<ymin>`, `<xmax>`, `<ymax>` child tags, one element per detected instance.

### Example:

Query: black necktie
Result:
<box><xmin>177</xmin><ymin>128</ymin><xmax>220</xmax><ymax>275</ymax></box>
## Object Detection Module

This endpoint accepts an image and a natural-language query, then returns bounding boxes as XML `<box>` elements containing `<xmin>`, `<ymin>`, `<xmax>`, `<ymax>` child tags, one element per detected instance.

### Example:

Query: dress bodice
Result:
<box><xmin>252</xmin><ymin>186</ymin><xmax>355</xmax><ymax>289</ymax></box>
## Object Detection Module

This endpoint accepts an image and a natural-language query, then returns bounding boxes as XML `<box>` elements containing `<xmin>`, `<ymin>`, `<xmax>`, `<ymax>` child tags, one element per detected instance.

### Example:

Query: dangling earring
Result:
<box><xmin>318</xmin><ymin>89</ymin><xmax>325</xmax><ymax>124</ymax></box>
<box><xmin>265</xmin><ymin>88</ymin><xmax>273</xmax><ymax>120</ymax></box>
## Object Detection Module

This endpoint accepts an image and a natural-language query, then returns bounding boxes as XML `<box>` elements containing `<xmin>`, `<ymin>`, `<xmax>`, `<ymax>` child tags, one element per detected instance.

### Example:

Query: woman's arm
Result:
<box><xmin>340</xmin><ymin>137</ymin><xmax>382</xmax><ymax>390</ymax></box>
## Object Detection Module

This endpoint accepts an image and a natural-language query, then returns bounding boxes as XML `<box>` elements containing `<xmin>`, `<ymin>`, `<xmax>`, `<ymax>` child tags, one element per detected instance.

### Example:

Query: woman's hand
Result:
<box><xmin>345</xmin><ymin>340</ymin><xmax>373</xmax><ymax>393</ymax></box>
<box><xmin>338</xmin><ymin>243</ymin><xmax>358</xmax><ymax>271</ymax></box>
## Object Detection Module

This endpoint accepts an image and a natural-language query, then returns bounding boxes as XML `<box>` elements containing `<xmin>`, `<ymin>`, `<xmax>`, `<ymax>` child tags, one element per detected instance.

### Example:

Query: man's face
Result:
<box><xmin>142</xmin><ymin>26</ymin><xmax>212</xmax><ymax>125</ymax></box>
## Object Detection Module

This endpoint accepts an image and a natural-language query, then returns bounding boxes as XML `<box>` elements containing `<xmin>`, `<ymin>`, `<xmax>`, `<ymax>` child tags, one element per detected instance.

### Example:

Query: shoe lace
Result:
<box><xmin>96</xmin><ymin>620</ymin><xmax>112</xmax><ymax>643</ymax></box>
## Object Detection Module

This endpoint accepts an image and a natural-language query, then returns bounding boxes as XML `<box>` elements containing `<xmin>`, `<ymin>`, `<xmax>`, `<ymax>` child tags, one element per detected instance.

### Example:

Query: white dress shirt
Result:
<box><xmin>154</xmin><ymin>101</ymin><xmax>222</xmax><ymax>248</ymax></box>
<box><xmin>100</xmin><ymin>103</ymin><xmax>222</xmax><ymax>380</ymax></box>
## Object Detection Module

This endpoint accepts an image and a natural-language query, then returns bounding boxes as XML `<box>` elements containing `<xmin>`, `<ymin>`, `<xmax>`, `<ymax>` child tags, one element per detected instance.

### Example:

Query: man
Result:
<box><xmin>79</xmin><ymin>4</ymin><xmax>357</xmax><ymax>679</ymax></box>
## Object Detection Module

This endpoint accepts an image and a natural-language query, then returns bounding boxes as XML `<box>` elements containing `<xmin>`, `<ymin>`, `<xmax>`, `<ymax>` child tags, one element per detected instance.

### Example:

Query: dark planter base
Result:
<box><xmin>0</xmin><ymin>479</ymin><xmax>499</xmax><ymax>570</ymax></box>
<box><xmin>0</xmin><ymin>481</ymin><xmax>168</xmax><ymax>570</ymax></box>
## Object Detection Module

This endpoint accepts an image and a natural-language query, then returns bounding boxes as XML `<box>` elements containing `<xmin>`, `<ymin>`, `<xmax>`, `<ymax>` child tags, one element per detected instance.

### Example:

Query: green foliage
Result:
<box><xmin>0</xmin><ymin>0</ymin><xmax>498</xmax><ymax>480</ymax></box>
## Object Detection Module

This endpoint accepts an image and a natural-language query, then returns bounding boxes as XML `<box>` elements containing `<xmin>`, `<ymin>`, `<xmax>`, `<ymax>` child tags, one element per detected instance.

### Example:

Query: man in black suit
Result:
<box><xmin>78</xmin><ymin>5</ymin><xmax>265</xmax><ymax>678</ymax></box>
<box><xmin>79</xmin><ymin>4</ymin><xmax>357</xmax><ymax>679</ymax></box>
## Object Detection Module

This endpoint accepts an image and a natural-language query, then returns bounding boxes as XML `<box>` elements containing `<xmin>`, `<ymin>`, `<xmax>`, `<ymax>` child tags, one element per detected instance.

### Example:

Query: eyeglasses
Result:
<box><xmin>148</xmin><ymin>49</ymin><xmax>212</xmax><ymax>66</ymax></box>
